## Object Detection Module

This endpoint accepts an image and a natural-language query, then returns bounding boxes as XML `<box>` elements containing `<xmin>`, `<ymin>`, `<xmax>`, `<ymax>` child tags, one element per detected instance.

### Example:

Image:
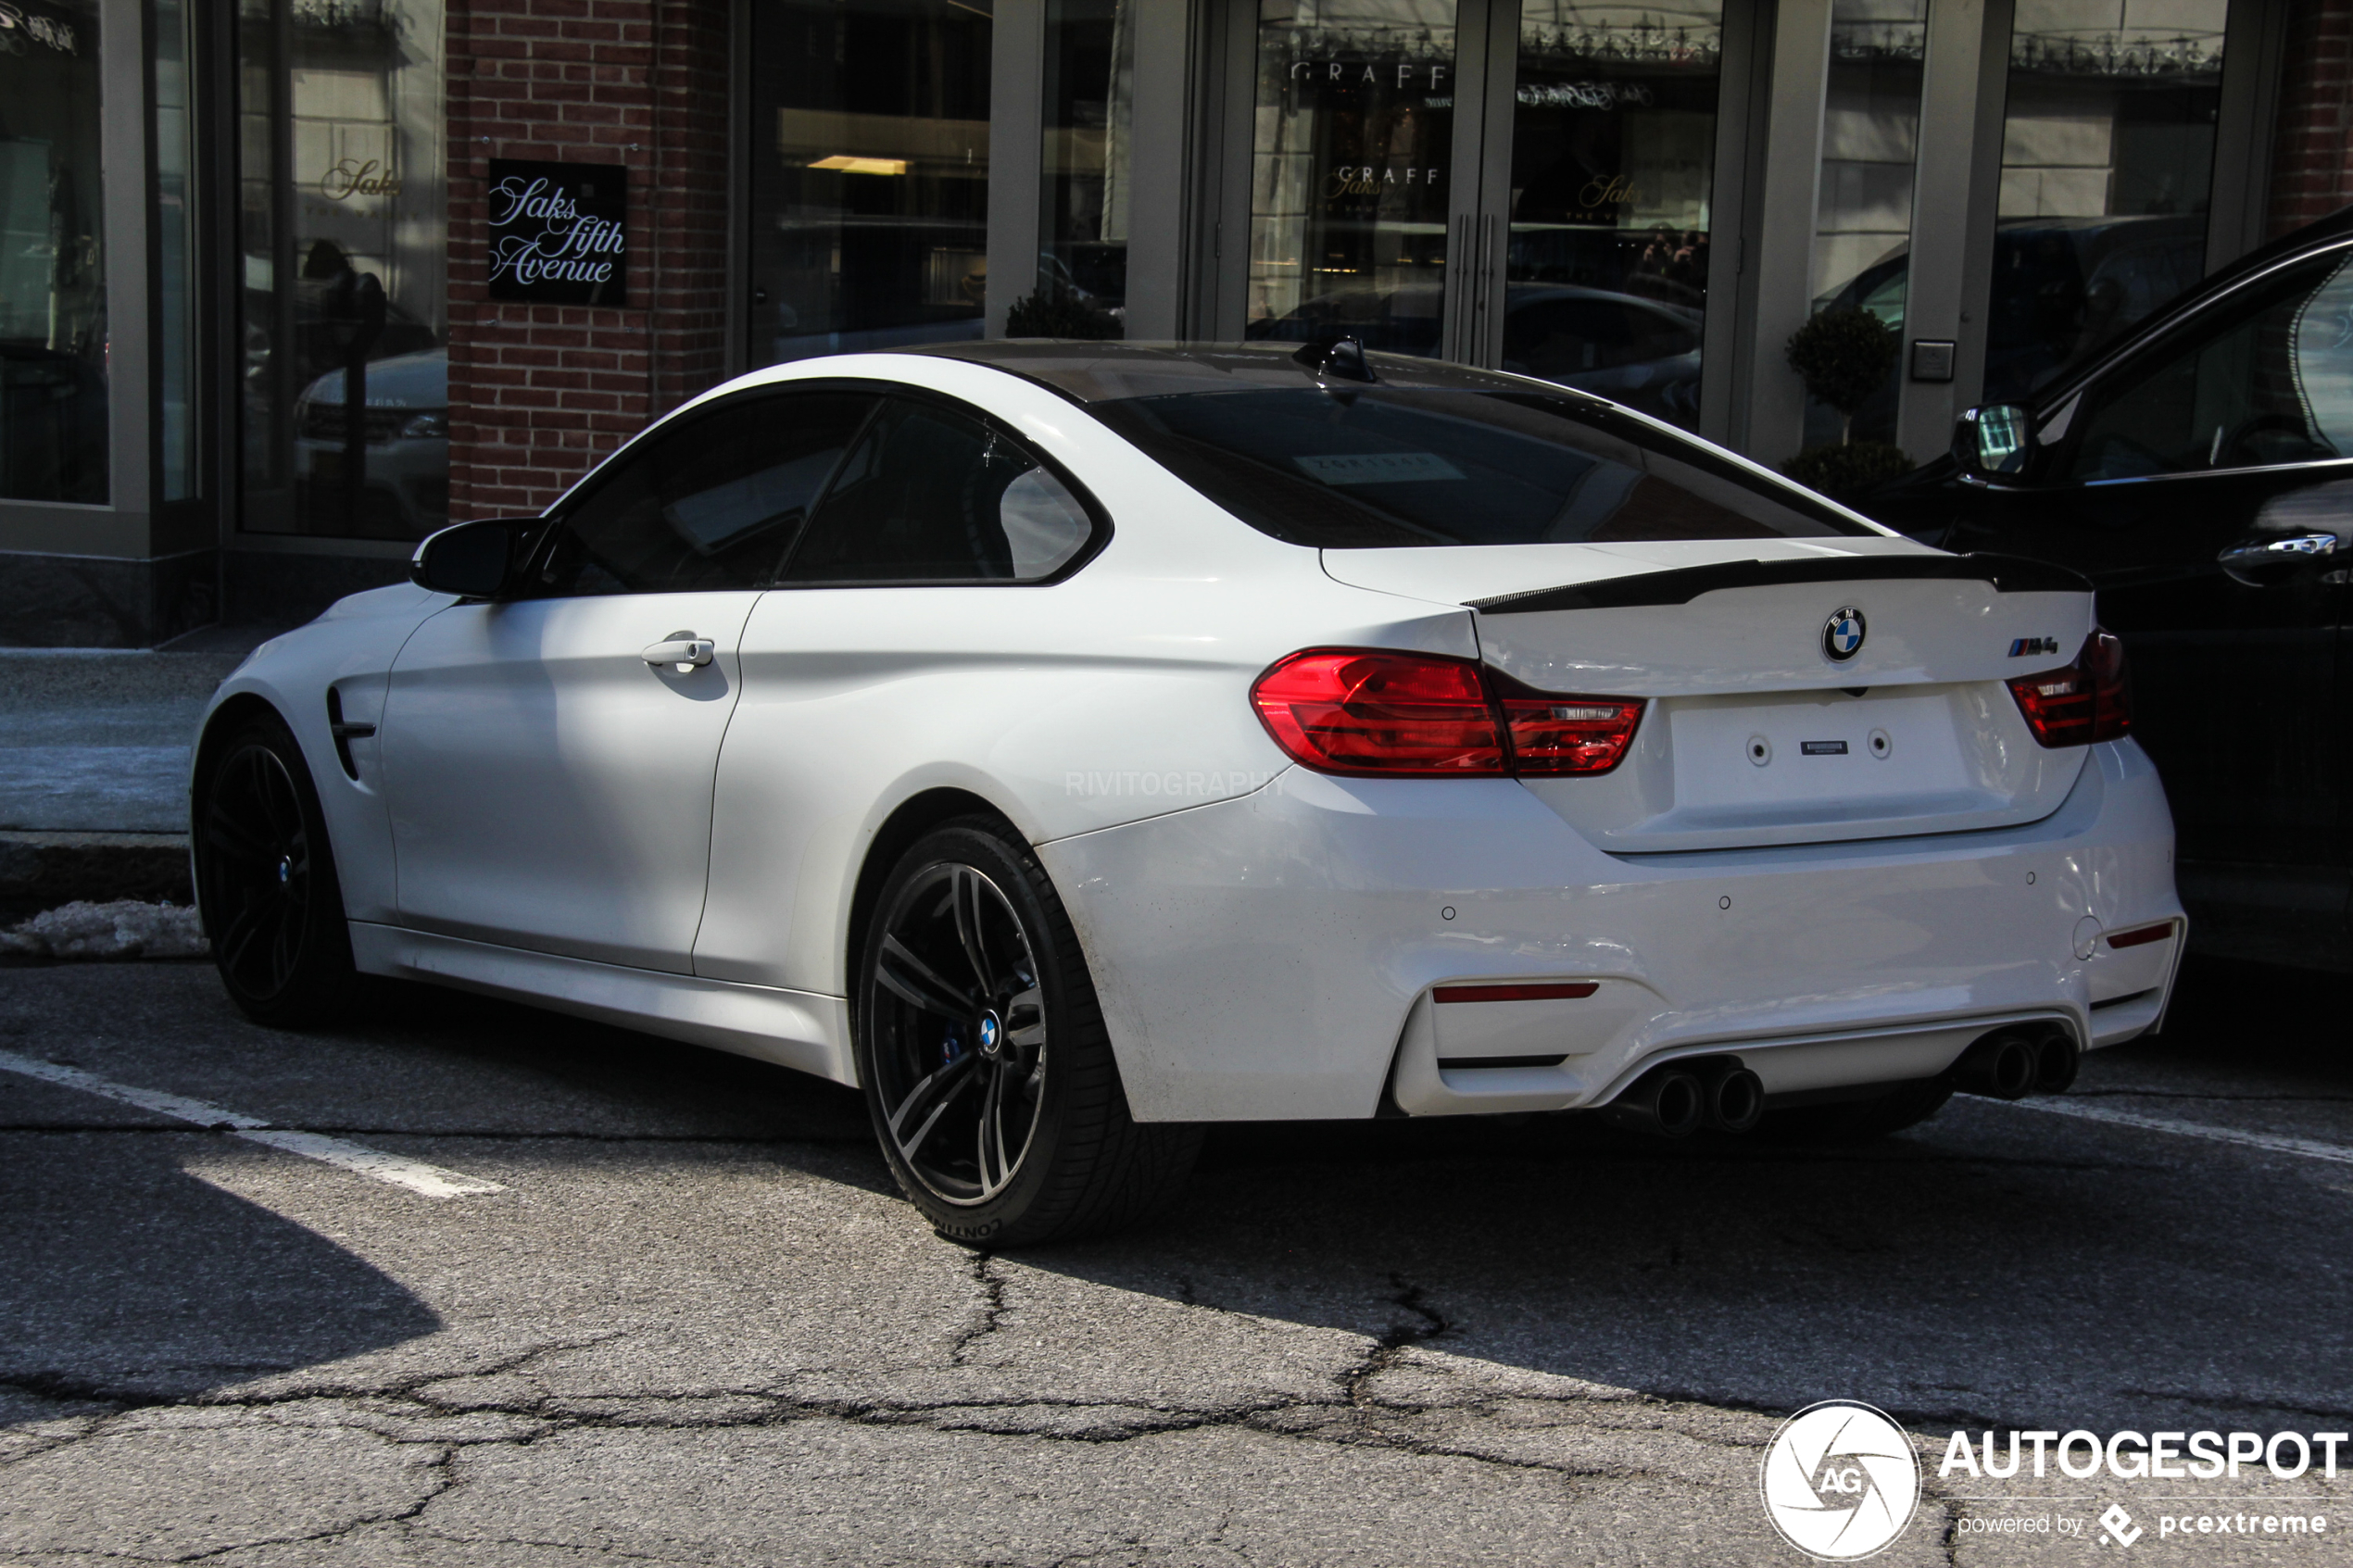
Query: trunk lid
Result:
<box><xmin>1323</xmin><ymin>540</ymin><xmax>2097</xmax><ymax>853</ymax></box>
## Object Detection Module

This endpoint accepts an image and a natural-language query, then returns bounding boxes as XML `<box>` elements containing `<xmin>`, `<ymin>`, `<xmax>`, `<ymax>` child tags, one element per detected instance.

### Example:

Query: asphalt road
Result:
<box><xmin>1</xmin><ymin>955</ymin><xmax>2347</xmax><ymax>1566</ymax></box>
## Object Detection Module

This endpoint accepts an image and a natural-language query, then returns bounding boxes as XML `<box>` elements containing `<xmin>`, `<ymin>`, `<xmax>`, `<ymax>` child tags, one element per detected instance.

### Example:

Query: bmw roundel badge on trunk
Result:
<box><xmin>1822</xmin><ymin>606</ymin><xmax>1867</xmax><ymax>662</ymax></box>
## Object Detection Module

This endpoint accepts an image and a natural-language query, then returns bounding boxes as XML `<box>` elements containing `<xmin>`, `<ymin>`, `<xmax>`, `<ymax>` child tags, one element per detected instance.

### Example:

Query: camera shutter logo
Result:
<box><xmin>1759</xmin><ymin>1400</ymin><xmax>1921</xmax><ymax>1560</ymax></box>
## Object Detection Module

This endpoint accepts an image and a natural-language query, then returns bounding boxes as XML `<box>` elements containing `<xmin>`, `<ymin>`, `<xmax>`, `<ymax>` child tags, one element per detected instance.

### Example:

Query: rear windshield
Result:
<box><xmin>1088</xmin><ymin>387</ymin><xmax>1876</xmax><ymax>546</ymax></box>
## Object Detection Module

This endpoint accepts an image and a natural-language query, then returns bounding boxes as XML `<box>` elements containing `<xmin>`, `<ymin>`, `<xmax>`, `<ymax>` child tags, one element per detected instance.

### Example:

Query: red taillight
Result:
<box><xmin>1250</xmin><ymin>649</ymin><xmax>1642</xmax><ymax>778</ymax></box>
<box><xmin>2007</xmin><ymin>629</ymin><xmax>2131</xmax><ymax>747</ymax></box>
<box><xmin>1489</xmin><ymin>671</ymin><xmax>1646</xmax><ymax>777</ymax></box>
<box><xmin>1251</xmin><ymin>650</ymin><xmax>1504</xmax><ymax>776</ymax></box>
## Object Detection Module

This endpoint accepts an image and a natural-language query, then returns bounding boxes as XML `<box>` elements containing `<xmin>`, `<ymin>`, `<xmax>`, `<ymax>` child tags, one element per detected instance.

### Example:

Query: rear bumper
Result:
<box><xmin>1039</xmin><ymin>737</ymin><xmax>2182</xmax><ymax>1122</ymax></box>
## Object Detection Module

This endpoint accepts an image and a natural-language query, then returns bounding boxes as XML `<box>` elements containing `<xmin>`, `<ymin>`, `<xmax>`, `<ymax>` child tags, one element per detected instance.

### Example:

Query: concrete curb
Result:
<box><xmin>0</xmin><ymin>832</ymin><xmax>193</xmax><ymax>920</ymax></box>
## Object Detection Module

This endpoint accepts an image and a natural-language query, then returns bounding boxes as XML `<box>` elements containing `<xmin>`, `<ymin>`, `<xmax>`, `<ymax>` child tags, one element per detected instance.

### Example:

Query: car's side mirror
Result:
<box><xmin>410</xmin><ymin>518</ymin><xmax>535</xmax><ymax>599</ymax></box>
<box><xmin>1952</xmin><ymin>404</ymin><xmax>2033</xmax><ymax>479</ymax></box>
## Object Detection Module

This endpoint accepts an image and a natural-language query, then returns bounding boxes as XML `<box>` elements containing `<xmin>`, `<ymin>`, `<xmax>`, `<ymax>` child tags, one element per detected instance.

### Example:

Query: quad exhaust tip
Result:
<box><xmin>1604</xmin><ymin>1026</ymin><xmax>2076</xmax><ymax>1139</ymax></box>
<box><xmin>1953</xmin><ymin>1025</ymin><xmax>2079</xmax><ymax>1101</ymax></box>
<box><xmin>1607</xmin><ymin>1057</ymin><xmax>1765</xmax><ymax>1138</ymax></box>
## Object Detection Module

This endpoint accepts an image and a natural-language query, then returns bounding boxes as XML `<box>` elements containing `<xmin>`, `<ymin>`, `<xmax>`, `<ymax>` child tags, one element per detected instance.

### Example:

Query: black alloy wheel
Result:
<box><xmin>195</xmin><ymin>714</ymin><xmax>356</xmax><ymax>1026</ymax></box>
<box><xmin>857</xmin><ymin>819</ymin><xmax>1200</xmax><ymax>1245</ymax></box>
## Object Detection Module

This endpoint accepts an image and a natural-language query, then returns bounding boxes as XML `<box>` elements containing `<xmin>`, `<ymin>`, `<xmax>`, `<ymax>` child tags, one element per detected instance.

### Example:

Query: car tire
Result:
<box><xmin>1761</xmin><ymin>1078</ymin><xmax>1954</xmax><ymax>1143</ymax></box>
<box><xmin>856</xmin><ymin>818</ymin><xmax>1201</xmax><ymax>1247</ymax></box>
<box><xmin>193</xmin><ymin>711</ymin><xmax>358</xmax><ymax>1027</ymax></box>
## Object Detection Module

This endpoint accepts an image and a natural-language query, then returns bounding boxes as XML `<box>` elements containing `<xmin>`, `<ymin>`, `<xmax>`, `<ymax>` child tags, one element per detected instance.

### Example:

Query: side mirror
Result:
<box><xmin>410</xmin><ymin>518</ymin><xmax>534</xmax><ymax>598</ymax></box>
<box><xmin>1952</xmin><ymin>404</ymin><xmax>2033</xmax><ymax>478</ymax></box>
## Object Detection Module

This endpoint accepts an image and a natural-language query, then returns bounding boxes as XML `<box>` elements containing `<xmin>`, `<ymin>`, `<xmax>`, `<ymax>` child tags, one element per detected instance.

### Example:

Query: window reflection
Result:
<box><xmin>1245</xmin><ymin>0</ymin><xmax>1458</xmax><ymax>356</ymax></box>
<box><xmin>238</xmin><ymin>0</ymin><xmax>448</xmax><ymax>539</ymax></box>
<box><xmin>1984</xmin><ymin>0</ymin><xmax>2223</xmax><ymax>403</ymax></box>
<box><xmin>1805</xmin><ymin>0</ymin><xmax>1926</xmax><ymax>447</ymax></box>
<box><xmin>0</xmin><ymin>0</ymin><xmax>107</xmax><ymax>504</ymax></box>
<box><xmin>748</xmin><ymin>0</ymin><xmax>992</xmax><ymax>366</ymax></box>
<box><xmin>1506</xmin><ymin>1</ymin><xmax>1723</xmax><ymax>429</ymax></box>
<box><xmin>1033</xmin><ymin>0</ymin><xmax>1131</xmax><ymax>338</ymax></box>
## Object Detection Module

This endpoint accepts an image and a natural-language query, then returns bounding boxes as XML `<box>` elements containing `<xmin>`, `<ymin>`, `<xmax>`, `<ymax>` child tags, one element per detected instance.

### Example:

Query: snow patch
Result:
<box><xmin>2</xmin><ymin>900</ymin><xmax>209</xmax><ymax>960</ymax></box>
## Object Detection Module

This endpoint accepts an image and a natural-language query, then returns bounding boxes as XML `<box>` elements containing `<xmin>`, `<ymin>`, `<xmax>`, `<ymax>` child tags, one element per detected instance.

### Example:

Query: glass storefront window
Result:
<box><xmin>747</xmin><ymin>0</ymin><xmax>992</xmax><ymax>366</ymax></box>
<box><xmin>238</xmin><ymin>0</ymin><xmax>449</xmax><ymax>540</ymax></box>
<box><xmin>1505</xmin><ymin>1</ymin><xmax>1724</xmax><ymax>429</ymax></box>
<box><xmin>0</xmin><ymin>0</ymin><xmax>107</xmax><ymax>504</ymax></box>
<box><xmin>1036</xmin><ymin>0</ymin><xmax>1132</xmax><ymax>338</ymax></box>
<box><xmin>1983</xmin><ymin>0</ymin><xmax>2224</xmax><ymax>404</ymax></box>
<box><xmin>1806</xmin><ymin>0</ymin><xmax>1927</xmax><ymax>445</ymax></box>
<box><xmin>1244</xmin><ymin>0</ymin><xmax>1458</xmax><ymax>357</ymax></box>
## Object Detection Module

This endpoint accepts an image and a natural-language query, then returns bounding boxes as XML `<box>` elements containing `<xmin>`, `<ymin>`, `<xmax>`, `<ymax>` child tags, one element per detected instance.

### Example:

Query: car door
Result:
<box><xmin>377</xmin><ymin>388</ymin><xmax>876</xmax><ymax>972</ymax></box>
<box><xmin>1943</xmin><ymin>245</ymin><xmax>2353</xmax><ymax>960</ymax></box>
<box><xmin>692</xmin><ymin>392</ymin><xmax>1102</xmax><ymax>992</ymax></box>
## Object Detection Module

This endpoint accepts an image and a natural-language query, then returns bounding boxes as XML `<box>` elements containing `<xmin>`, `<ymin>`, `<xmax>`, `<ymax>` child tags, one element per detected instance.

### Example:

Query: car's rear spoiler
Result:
<box><xmin>1466</xmin><ymin>552</ymin><xmax>2091</xmax><ymax>615</ymax></box>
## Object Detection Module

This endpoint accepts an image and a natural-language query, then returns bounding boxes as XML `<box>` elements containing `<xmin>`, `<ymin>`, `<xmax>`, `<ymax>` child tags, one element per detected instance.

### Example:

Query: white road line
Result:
<box><xmin>1999</xmin><ymin>1095</ymin><xmax>2353</xmax><ymax>1166</ymax></box>
<box><xmin>0</xmin><ymin>1049</ymin><xmax>505</xmax><ymax>1198</ymax></box>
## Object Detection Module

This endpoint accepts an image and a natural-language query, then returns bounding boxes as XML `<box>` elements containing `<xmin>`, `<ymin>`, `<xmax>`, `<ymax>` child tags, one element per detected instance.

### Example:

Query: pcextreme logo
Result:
<box><xmin>1760</xmin><ymin>1400</ymin><xmax>1922</xmax><ymax>1560</ymax></box>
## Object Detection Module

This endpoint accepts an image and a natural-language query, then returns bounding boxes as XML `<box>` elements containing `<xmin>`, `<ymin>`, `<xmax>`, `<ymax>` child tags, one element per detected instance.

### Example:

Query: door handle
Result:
<box><xmin>641</xmin><ymin>636</ymin><xmax>714</xmax><ymax>670</ymax></box>
<box><xmin>2217</xmin><ymin>533</ymin><xmax>2339</xmax><ymax>586</ymax></box>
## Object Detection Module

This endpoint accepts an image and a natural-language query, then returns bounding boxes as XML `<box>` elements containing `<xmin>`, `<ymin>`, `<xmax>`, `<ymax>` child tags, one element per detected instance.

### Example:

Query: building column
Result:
<box><xmin>984</xmin><ymin>0</ymin><xmax>1045</xmax><ymax>338</ymax></box>
<box><xmin>1734</xmin><ymin>0</ymin><xmax>1833</xmax><ymax>467</ymax></box>
<box><xmin>1895</xmin><ymin>0</ymin><xmax>2008</xmax><ymax>459</ymax></box>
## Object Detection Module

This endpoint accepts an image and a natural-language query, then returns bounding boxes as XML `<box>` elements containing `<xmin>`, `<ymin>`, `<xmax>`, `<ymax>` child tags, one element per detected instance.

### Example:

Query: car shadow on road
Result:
<box><xmin>334</xmin><ymin>953</ymin><xmax>2353</xmax><ymax>1435</ymax></box>
<box><xmin>1014</xmin><ymin>955</ymin><xmax>2353</xmax><ymax>1435</ymax></box>
<box><xmin>0</xmin><ymin>1111</ymin><xmax>444</xmax><ymax>1407</ymax></box>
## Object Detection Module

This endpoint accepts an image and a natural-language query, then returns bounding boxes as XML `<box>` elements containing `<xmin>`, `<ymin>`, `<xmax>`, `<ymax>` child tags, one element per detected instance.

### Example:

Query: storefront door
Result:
<box><xmin>1238</xmin><ymin>0</ymin><xmax>1739</xmax><ymax>433</ymax></box>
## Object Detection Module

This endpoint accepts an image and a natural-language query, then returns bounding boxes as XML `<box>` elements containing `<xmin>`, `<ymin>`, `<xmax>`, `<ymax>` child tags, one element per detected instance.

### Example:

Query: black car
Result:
<box><xmin>1864</xmin><ymin>206</ymin><xmax>2353</xmax><ymax>972</ymax></box>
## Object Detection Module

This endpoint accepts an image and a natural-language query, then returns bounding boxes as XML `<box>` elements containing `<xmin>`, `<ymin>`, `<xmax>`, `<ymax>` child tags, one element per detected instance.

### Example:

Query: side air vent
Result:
<box><xmin>325</xmin><ymin>686</ymin><xmax>374</xmax><ymax>780</ymax></box>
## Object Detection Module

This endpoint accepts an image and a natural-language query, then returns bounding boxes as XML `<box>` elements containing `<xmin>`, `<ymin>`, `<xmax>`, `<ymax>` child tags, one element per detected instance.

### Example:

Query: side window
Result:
<box><xmin>2065</xmin><ymin>254</ymin><xmax>2353</xmax><ymax>483</ymax></box>
<box><xmin>780</xmin><ymin>396</ymin><xmax>1097</xmax><ymax>583</ymax></box>
<box><xmin>533</xmin><ymin>392</ymin><xmax>875</xmax><ymax>596</ymax></box>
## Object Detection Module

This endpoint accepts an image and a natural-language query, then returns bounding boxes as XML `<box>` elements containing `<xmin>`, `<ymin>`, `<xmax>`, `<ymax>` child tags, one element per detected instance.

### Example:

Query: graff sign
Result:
<box><xmin>485</xmin><ymin>159</ymin><xmax>627</xmax><ymax>307</ymax></box>
<box><xmin>1290</xmin><ymin>57</ymin><xmax>1451</xmax><ymax>90</ymax></box>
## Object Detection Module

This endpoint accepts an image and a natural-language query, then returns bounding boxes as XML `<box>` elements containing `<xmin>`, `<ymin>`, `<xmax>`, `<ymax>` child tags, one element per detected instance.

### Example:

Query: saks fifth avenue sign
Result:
<box><xmin>485</xmin><ymin>159</ymin><xmax>627</xmax><ymax>307</ymax></box>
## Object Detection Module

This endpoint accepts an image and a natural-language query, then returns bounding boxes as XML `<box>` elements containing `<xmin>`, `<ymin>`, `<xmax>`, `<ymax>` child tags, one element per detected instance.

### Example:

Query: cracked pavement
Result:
<box><xmin>1</xmin><ymin>959</ymin><xmax>2347</xmax><ymax>1565</ymax></box>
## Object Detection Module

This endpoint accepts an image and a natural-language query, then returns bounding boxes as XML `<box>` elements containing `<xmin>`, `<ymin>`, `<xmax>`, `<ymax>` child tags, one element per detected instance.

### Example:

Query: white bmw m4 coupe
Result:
<box><xmin>191</xmin><ymin>341</ymin><xmax>2184</xmax><ymax>1243</ymax></box>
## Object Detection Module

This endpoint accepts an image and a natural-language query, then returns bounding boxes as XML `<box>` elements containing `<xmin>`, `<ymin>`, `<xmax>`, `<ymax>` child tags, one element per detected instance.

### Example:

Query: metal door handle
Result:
<box><xmin>2217</xmin><ymin>533</ymin><xmax>2339</xmax><ymax>585</ymax></box>
<box><xmin>641</xmin><ymin>637</ymin><xmax>714</xmax><ymax>669</ymax></box>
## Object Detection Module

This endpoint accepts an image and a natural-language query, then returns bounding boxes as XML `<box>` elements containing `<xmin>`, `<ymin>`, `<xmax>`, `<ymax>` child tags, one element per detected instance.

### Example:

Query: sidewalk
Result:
<box><xmin>0</xmin><ymin>626</ymin><xmax>282</xmax><ymax>917</ymax></box>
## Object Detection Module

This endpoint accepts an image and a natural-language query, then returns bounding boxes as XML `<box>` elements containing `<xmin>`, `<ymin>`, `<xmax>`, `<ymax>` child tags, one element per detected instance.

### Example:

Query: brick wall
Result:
<box><xmin>445</xmin><ymin>0</ymin><xmax>732</xmax><ymax>519</ymax></box>
<box><xmin>2267</xmin><ymin>0</ymin><xmax>2353</xmax><ymax>237</ymax></box>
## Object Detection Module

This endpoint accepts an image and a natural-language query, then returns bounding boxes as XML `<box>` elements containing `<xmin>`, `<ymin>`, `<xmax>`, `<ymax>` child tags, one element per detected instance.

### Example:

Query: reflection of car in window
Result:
<box><xmin>242</xmin><ymin>282</ymin><xmax>440</xmax><ymax>392</ymax></box>
<box><xmin>1249</xmin><ymin>283</ymin><xmax>1705</xmax><ymax>426</ymax></box>
<box><xmin>1812</xmin><ymin>214</ymin><xmax>2208</xmax><ymax>443</ymax></box>
<box><xmin>293</xmin><ymin>348</ymin><xmax>448</xmax><ymax>540</ymax></box>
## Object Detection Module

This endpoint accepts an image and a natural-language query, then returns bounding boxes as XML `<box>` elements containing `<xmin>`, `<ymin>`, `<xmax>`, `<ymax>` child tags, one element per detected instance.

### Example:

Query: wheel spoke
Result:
<box><xmin>257</xmin><ymin>755</ymin><xmax>301</xmax><ymax>843</ymax></box>
<box><xmin>876</xmin><ymin>933</ymin><xmax>978</xmax><ymax>1017</ymax></box>
<box><xmin>897</xmin><ymin>1059</ymin><xmax>979</xmax><ymax>1159</ymax></box>
<box><xmin>975</xmin><ymin>1060</ymin><xmax>1007</xmax><ymax>1195</ymax></box>
<box><xmin>887</xmin><ymin>1052</ymin><xmax>976</xmax><ymax>1142</ymax></box>
<box><xmin>267</xmin><ymin>897</ymin><xmax>300</xmax><ymax>989</ymax></box>
<box><xmin>952</xmin><ymin>869</ymin><xmax>998</xmax><ymax>997</ymax></box>
<box><xmin>1005</xmin><ymin>985</ymin><xmax>1045</xmax><ymax>1049</ymax></box>
<box><xmin>202</xmin><ymin>803</ymin><xmax>271</xmax><ymax>865</ymax></box>
<box><xmin>217</xmin><ymin>895</ymin><xmax>272</xmax><ymax>982</ymax></box>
